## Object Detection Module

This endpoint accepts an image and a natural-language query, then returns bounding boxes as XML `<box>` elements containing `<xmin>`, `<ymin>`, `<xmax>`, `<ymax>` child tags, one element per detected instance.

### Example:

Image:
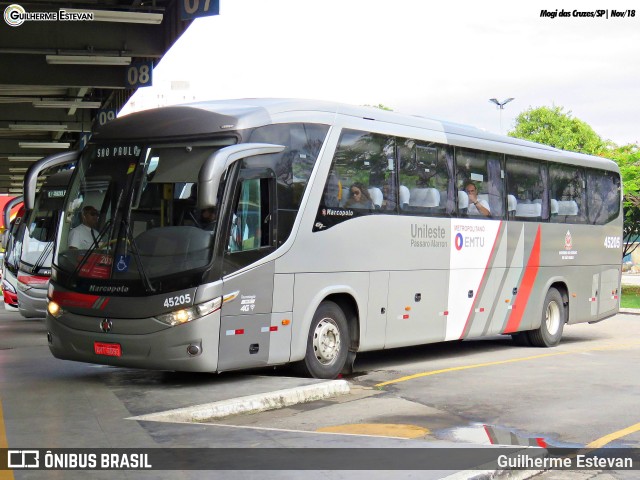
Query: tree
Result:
<box><xmin>509</xmin><ymin>106</ymin><xmax>604</xmax><ymax>155</ymax></box>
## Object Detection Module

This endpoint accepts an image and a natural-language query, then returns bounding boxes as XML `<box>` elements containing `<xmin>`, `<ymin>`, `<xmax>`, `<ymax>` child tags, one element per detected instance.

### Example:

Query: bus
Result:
<box><xmin>43</xmin><ymin>99</ymin><xmax>622</xmax><ymax>379</ymax></box>
<box><xmin>17</xmin><ymin>169</ymin><xmax>73</xmax><ymax>318</ymax></box>
<box><xmin>2</xmin><ymin>196</ymin><xmax>25</xmax><ymax>311</ymax></box>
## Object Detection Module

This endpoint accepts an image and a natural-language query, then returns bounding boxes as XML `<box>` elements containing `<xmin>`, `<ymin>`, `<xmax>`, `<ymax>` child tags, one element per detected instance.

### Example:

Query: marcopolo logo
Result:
<box><xmin>3</xmin><ymin>4</ymin><xmax>94</xmax><ymax>27</ymax></box>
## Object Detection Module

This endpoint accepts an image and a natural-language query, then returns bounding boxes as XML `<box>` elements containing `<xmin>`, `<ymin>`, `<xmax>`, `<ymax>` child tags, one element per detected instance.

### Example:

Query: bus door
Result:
<box><xmin>218</xmin><ymin>167</ymin><xmax>285</xmax><ymax>370</ymax></box>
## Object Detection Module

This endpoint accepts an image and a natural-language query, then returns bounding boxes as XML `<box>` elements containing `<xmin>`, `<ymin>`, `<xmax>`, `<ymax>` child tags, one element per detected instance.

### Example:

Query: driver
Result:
<box><xmin>68</xmin><ymin>205</ymin><xmax>100</xmax><ymax>249</ymax></box>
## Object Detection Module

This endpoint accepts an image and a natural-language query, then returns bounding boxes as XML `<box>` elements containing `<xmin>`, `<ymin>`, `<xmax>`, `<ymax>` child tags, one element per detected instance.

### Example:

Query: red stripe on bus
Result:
<box><xmin>18</xmin><ymin>275</ymin><xmax>49</xmax><ymax>286</ymax></box>
<box><xmin>459</xmin><ymin>221</ymin><xmax>503</xmax><ymax>340</ymax></box>
<box><xmin>483</xmin><ymin>425</ymin><xmax>496</xmax><ymax>444</ymax></box>
<box><xmin>503</xmin><ymin>226</ymin><xmax>541</xmax><ymax>334</ymax></box>
<box><xmin>51</xmin><ymin>291</ymin><xmax>101</xmax><ymax>309</ymax></box>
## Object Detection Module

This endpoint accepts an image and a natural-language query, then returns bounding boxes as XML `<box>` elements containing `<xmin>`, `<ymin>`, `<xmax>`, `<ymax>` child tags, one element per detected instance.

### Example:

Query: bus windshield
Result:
<box><xmin>54</xmin><ymin>140</ymin><xmax>235</xmax><ymax>294</ymax></box>
<box><xmin>20</xmin><ymin>178</ymin><xmax>69</xmax><ymax>275</ymax></box>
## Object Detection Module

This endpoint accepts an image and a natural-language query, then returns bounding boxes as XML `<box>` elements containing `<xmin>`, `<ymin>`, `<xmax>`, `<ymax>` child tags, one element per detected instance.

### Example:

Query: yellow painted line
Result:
<box><xmin>0</xmin><ymin>397</ymin><xmax>15</xmax><ymax>480</ymax></box>
<box><xmin>375</xmin><ymin>351</ymin><xmax>572</xmax><ymax>387</ymax></box>
<box><xmin>586</xmin><ymin>422</ymin><xmax>640</xmax><ymax>449</ymax></box>
<box><xmin>375</xmin><ymin>342</ymin><xmax>640</xmax><ymax>388</ymax></box>
<box><xmin>316</xmin><ymin>423</ymin><xmax>429</xmax><ymax>439</ymax></box>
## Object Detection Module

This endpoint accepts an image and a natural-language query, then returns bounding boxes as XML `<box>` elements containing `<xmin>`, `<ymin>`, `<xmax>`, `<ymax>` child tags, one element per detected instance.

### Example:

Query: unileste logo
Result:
<box><xmin>410</xmin><ymin>223</ymin><xmax>447</xmax><ymax>248</ymax></box>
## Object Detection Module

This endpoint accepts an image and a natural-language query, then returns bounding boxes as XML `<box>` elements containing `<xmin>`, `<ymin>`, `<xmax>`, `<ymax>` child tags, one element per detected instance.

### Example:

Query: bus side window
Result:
<box><xmin>456</xmin><ymin>148</ymin><xmax>504</xmax><ymax>219</ymax></box>
<box><xmin>227</xmin><ymin>176</ymin><xmax>271</xmax><ymax>254</ymax></box>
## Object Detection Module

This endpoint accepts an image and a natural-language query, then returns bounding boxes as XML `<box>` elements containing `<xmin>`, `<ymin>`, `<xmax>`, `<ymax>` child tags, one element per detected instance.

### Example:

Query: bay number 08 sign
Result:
<box><xmin>126</xmin><ymin>61</ymin><xmax>153</xmax><ymax>88</ymax></box>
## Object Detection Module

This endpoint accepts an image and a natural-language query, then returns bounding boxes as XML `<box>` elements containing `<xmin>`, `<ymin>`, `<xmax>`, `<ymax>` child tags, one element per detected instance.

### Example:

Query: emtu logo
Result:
<box><xmin>454</xmin><ymin>232</ymin><xmax>485</xmax><ymax>250</ymax></box>
<box><xmin>4</xmin><ymin>4</ymin><xmax>25</xmax><ymax>27</ymax></box>
<box><xmin>455</xmin><ymin>233</ymin><xmax>464</xmax><ymax>251</ymax></box>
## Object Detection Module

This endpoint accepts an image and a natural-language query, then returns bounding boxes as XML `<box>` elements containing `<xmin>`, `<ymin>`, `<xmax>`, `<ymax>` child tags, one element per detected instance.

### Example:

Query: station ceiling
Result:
<box><xmin>0</xmin><ymin>0</ymin><xmax>194</xmax><ymax>195</ymax></box>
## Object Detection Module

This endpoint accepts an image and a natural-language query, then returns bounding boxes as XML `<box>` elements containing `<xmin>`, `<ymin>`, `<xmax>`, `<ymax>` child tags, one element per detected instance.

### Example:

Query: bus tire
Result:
<box><xmin>301</xmin><ymin>301</ymin><xmax>350</xmax><ymax>379</ymax></box>
<box><xmin>528</xmin><ymin>287</ymin><xmax>565</xmax><ymax>347</ymax></box>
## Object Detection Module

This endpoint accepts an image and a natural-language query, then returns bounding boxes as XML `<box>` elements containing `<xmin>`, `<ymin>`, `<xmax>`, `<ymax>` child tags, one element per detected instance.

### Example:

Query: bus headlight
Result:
<box><xmin>155</xmin><ymin>297</ymin><xmax>222</xmax><ymax>326</ymax></box>
<box><xmin>47</xmin><ymin>300</ymin><xmax>64</xmax><ymax>318</ymax></box>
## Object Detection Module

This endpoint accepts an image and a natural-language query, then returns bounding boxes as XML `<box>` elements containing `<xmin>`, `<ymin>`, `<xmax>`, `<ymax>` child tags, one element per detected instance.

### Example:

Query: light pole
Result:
<box><xmin>489</xmin><ymin>97</ymin><xmax>514</xmax><ymax>134</ymax></box>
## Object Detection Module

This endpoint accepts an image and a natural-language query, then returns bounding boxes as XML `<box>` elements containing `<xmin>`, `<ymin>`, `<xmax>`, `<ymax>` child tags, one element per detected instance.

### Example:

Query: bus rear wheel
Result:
<box><xmin>301</xmin><ymin>301</ymin><xmax>350</xmax><ymax>379</ymax></box>
<box><xmin>528</xmin><ymin>287</ymin><xmax>565</xmax><ymax>347</ymax></box>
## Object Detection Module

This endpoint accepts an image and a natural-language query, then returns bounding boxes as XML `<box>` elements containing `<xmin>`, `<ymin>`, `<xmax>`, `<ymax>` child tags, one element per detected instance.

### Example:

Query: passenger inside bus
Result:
<box><xmin>381</xmin><ymin>183</ymin><xmax>397</xmax><ymax>210</ymax></box>
<box><xmin>199</xmin><ymin>207</ymin><xmax>217</xmax><ymax>230</ymax></box>
<box><xmin>344</xmin><ymin>183</ymin><xmax>374</xmax><ymax>209</ymax></box>
<box><xmin>463</xmin><ymin>180</ymin><xmax>491</xmax><ymax>217</ymax></box>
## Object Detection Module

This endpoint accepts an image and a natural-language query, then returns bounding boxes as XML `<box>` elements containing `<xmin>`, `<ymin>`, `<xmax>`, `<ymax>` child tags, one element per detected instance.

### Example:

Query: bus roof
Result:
<box><xmin>95</xmin><ymin>98</ymin><xmax>619</xmax><ymax>173</ymax></box>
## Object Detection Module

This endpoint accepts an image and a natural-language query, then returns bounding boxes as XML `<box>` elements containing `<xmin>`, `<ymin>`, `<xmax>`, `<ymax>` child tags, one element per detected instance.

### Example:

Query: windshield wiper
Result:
<box><xmin>121</xmin><ymin>219</ymin><xmax>156</xmax><ymax>294</ymax></box>
<box><xmin>70</xmin><ymin>189</ymin><xmax>125</xmax><ymax>280</ymax></box>
<box><xmin>31</xmin><ymin>241</ymin><xmax>53</xmax><ymax>274</ymax></box>
<box><xmin>70</xmin><ymin>219</ymin><xmax>113</xmax><ymax>279</ymax></box>
<box><xmin>31</xmin><ymin>218</ymin><xmax>59</xmax><ymax>273</ymax></box>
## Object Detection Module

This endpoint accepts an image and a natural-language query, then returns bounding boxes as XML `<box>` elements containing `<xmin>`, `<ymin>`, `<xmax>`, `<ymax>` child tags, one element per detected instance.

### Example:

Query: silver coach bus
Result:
<box><xmin>44</xmin><ymin>99</ymin><xmax>622</xmax><ymax>378</ymax></box>
<box><xmin>17</xmin><ymin>169</ymin><xmax>73</xmax><ymax>318</ymax></box>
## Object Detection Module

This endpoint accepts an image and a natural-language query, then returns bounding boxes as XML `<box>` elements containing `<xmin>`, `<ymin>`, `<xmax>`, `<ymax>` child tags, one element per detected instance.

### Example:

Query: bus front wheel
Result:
<box><xmin>301</xmin><ymin>301</ymin><xmax>350</xmax><ymax>379</ymax></box>
<box><xmin>528</xmin><ymin>287</ymin><xmax>565</xmax><ymax>347</ymax></box>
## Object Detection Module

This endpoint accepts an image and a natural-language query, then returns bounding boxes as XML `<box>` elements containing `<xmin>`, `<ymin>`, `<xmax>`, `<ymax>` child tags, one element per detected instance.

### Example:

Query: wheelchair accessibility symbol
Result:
<box><xmin>115</xmin><ymin>255</ymin><xmax>131</xmax><ymax>273</ymax></box>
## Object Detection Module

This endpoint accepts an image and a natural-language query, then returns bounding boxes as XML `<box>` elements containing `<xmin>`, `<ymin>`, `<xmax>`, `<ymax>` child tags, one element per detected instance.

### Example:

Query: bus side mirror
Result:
<box><xmin>198</xmin><ymin>143</ymin><xmax>284</xmax><ymax>209</ymax></box>
<box><xmin>3</xmin><ymin>195</ymin><xmax>23</xmax><ymax>239</ymax></box>
<box><xmin>24</xmin><ymin>151</ymin><xmax>79</xmax><ymax>210</ymax></box>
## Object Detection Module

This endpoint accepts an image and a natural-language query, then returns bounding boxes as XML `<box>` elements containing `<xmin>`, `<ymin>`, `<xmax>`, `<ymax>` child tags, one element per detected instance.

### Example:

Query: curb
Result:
<box><xmin>442</xmin><ymin>468</ymin><xmax>544</xmax><ymax>480</ymax></box>
<box><xmin>129</xmin><ymin>379</ymin><xmax>350</xmax><ymax>423</ymax></box>
<box><xmin>619</xmin><ymin>308</ymin><xmax>640</xmax><ymax>315</ymax></box>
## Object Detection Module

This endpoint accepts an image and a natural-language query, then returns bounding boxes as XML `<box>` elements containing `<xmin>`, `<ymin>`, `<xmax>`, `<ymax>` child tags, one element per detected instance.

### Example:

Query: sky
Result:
<box><xmin>121</xmin><ymin>0</ymin><xmax>640</xmax><ymax>146</ymax></box>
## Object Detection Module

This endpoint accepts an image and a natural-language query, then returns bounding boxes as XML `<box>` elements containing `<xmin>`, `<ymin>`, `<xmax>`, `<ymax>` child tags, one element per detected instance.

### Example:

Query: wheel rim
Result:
<box><xmin>313</xmin><ymin>317</ymin><xmax>341</xmax><ymax>365</ymax></box>
<box><xmin>545</xmin><ymin>300</ymin><xmax>561</xmax><ymax>336</ymax></box>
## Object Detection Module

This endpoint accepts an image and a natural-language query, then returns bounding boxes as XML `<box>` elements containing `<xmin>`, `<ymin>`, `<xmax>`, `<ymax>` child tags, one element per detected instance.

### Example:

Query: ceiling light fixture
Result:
<box><xmin>46</xmin><ymin>55</ymin><xmax>132</xmax><ymax>66</ymax></box>
<box><xmin>8</xmin><ymin>123</ymin><xmax>69</xmax><ymax>131</ymax></box>
<box><xmin>63</xmin><ymin>8</ymin><xmax>163</xmax><ymax>24</ymax></box>
<box><xmin>32</xmin><ymin>100</ymin><xmax>102</xmax><ymax>109</ymax></box>
<box><xmin>19</xmin><ymin>142</ymin><xmax>71</xmax><ymax>149</ymax></box>
<box><xmin>7</xmin><ymin>156</ymin><xmax>42</xmax><ymax>162</ymax></box>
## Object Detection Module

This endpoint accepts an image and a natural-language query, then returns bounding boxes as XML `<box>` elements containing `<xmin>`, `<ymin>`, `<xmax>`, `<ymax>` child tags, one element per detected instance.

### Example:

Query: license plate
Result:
<box><xmin>94</xmin><ymin>342</ymin><xmax>121</xmax><ymax>357</ymax></box>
